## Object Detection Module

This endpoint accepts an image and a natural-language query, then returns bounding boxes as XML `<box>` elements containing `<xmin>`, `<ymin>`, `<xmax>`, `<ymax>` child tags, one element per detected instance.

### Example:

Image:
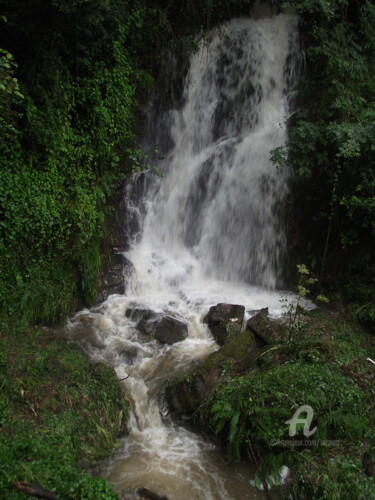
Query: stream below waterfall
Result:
<box><xmin>67</xmin><ymin>11</ymin><xmax>301</xmax><ymax>500</ymax></box>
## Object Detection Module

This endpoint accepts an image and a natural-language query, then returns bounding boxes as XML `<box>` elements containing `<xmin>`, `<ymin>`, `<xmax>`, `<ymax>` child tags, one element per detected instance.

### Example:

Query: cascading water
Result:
<box><xmin>67</xmin><ymin>12</ymin><xmax>300</xmax><ymax>500</ymax></box>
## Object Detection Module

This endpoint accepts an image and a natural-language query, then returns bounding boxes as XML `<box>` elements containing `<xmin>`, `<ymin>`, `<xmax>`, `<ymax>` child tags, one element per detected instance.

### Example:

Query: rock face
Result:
<box><xmin>166</xmin><ymin>329</ymin><xmax>259</xmax><ymax>415</ymax></box>
<box><xmin>125</xmin><ymin>307</ymin><xmax>158</xmax><ymax>322</ymax></box>
<box><xmin>125</xmin><ymin>308</ymin><xmax>188</xmax><ymax>345</ymax></box>
<box><xmin>96</xmin><ymin>253</ymin><xmax>135</xmax><ymax>303</ymax></box>
<box><xmin>203</xmin><ymin>303</ymin><xmax>245</xmax><ymax>345</ymax></box>
<box><xmin>246</xmin><ymin>308</ymin><xmax>284</xmax><ymax>345</ymax></box>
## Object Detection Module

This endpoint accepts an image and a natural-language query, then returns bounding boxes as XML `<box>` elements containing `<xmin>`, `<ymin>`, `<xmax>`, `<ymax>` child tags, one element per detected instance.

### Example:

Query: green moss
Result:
<box><xmin>204</xmin><ymin>313</ymin><xmax>374</xmax><ymax>498</ymax></box>
<box><xmin>166</xmin><ymin>330</ymin><xmax>262</xmax><ymax>417</ymax></box>
<box><xmin>0</xmin><ymin>326</ymin><xmax>126</xmax><ymax>499</ymax></box>
<box><xmin>200</xmin><ymin>330</ymin><xmax>255</xmax><ymax>375</ymax></box>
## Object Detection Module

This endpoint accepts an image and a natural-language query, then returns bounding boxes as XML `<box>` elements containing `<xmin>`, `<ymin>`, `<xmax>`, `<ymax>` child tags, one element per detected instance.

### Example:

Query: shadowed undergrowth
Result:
<box><xmin>0</xmin><ymin>325</ymin><xmax>127</xmax><ymax>499</ymax></box>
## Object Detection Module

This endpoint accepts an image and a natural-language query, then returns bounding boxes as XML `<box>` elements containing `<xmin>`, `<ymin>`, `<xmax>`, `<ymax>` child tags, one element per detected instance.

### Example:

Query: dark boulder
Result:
<box><xmin>138</xmin><ymin>318</ymin><xmax>161</xmax><ymax>337</ymax></box>
<box><xmin>125</xmin><ymin>308</ymin><xmax>162</xmax><ymax>337</ymax></box>
<box><xmin>125</xmin><ymin>307</ymin><xmax>159</xmax><ymax>322</ymax></box>
<box><xmin>246</xmin><ymin>308</ymin><xmax>284</xmax><ymax>345</ymax></box>
<box><xmin>203</xmin><ymin>303</ymin><xmax>245</xmax><ymax>345</ymax></box>
<box><xmin>126</xmin><ymin>309</ymin><xmax>188</xmax><ymax>344</ymax></box>
<box><xmin>154</xmin><ymin>316</ymin><xmax>188</xmax><ymax>345</ymax></box>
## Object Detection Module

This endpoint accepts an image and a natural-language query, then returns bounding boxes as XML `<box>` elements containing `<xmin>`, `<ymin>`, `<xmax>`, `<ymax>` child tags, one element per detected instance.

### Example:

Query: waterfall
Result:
<box><xmin>68</xmin><ymin>13</ymin><xmax>300</xmax><ymax>500</ymax></box>
<box><xmin>129</xmin><ymin>14</ymin><xmax>300</xmax><ymax>294</ymax></box>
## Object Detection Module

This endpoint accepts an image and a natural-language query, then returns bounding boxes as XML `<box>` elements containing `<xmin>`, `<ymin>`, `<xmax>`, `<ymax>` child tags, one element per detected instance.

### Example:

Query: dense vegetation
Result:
<box><xmin>0</xmin><ymin>0</ymin><xmax>175</xmax><ymax>325</ymax></box>
<box><xmin>197</xmin><ymin>308</ymin><xmax>375</xmax><ymax>499</ymax></box>
<box><xmin>0</xmin><ymin>326</ymin><xmax>126</xmax><ymax>499</ymax></box>
<box><xmin>0</xmin><ymin>0</ymin><xmax>373</xmax><ymax>499</ymax></box>
<box><xmin>283</xmin><ymin>0</ymin><xmax>375</xmax><ymax>327</ymax></box>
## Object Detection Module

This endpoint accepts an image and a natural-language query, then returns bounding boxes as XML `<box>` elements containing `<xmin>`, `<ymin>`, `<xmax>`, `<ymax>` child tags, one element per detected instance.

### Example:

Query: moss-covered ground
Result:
<box><xmin>0</xmin><ymin>324</ymin><xmax>127</xmax><ymax>499</ymax></box>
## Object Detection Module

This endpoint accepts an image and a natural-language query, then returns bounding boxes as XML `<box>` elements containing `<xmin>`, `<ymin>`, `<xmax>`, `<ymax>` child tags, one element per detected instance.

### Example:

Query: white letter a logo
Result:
<box><xmin>285</xmin><ymin>405</ymin><xmax>317</xmax><ymax>437</ymax></box>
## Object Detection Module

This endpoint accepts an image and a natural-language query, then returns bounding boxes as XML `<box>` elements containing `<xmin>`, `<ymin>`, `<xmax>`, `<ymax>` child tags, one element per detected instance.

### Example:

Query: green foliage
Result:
<box><xmin>288</xmin><ymin>448</ymin><xmax>375</xmax><ymax>500</ymax></box>
<box><xmin>280</xmin><ymin>264</ymin><xmax>328</xmax><ymax>346</ymax></box>
<box><xmin>208</xmin><ymin>361</ymin><xmax>369</xmax><ymax>452</ymax></box>
<box><xmin>345</xmin><ymin>276</ymin><xmax>375</xmax><ymax>327</ymax></box>
<box><xmin>274</xmin><ymin>1</ymin><xmax>375</xmax><ymax>326</ymax></box>
<box><xmin>203</xmin><ymin>312</ymin><xmax>375</xmax><ymax>498</ymax></box>
<box><xmin>0</xmin><ymin>327</ymin><xmax>125</xmax><ymax>499</ymax></box>
<box><xmin>287</xmin><ymin>0</ymin><xmax>349</xmax><ymax>19</ymax></box>
<box><xmin>0</xmin><ymin>2</ymin><xmax>160</xmax><ymax>324</ymax></box>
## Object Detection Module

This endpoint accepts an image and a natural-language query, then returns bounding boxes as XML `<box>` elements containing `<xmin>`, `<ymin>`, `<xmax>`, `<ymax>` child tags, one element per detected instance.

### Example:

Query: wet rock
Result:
<box><xmin>167</xmin><ymin>329</ymin><xmax>259</xmax><ymax>415</ymax></box>
<box><xmin>136</xmin><ymin>488</ymin><xmax>169</xmax><ymax>500</ymax></box>
<box><xmin>203</xmin><ymin>303</ymin><xmax>245</xmax><ymax>345</ymax></box>
<box><xmin>246</xmin><ymin>308</ymin><xmax>284</xmax><ymax>345</ymax></box>
<box><xmin>126</xmin><ymin>309</ymin><xmax>188</xmax><ymax>344</ymax></box>
<box><xmin>158</xmin><ymin>393</ymin><xmax>169</xmax><ymax>418</ymax></box>
<box><xmin>125</xmin><ymin>308</ymin><xmax>163</xmax><ymax>337</ymax></box>
<box><xmin>118</xmin><ymin>170</ymin><xmax>157</xmax><ymax>250</ymax></box>
<box><xmin>138</xmin><ymin>318</ymin><xmax>161</xmax><ymax>337</ymax></box>
<box><xmin>154</xmin><ymin>316</ymin><xmax>188</xmax><ymax>345</ymax></box>
<box><xmin>96</xmin><ymin>252</ymin><xmax>134</xmax><ymax>303</ymax></box>
<box><xmin>104</xmin><ymin>269</ymin><xmax>124</xmax><ymax>290</ymax></box>
<box><xmin>247</xmin><ymin>308</ymin><xmax>267</xmax><ymax>317</ymax></box>
<box><xmin>61</xmin><ymin>316</ymin><xmax>105</xmax><ymax>349</ymax></box>
<box><xmin>119</xmin><ymin>346</ymin><xmax>139</xmax><ymax>365</ymax></box>
<box><xmin>126</xmin><ymin>308</ymin><xmax>159</xmax><ymax>322</ymax></box>
<box><xmin>122</xmin><ymin>256</ymin><xmax>136</xmax><ymax>289</ymax></box>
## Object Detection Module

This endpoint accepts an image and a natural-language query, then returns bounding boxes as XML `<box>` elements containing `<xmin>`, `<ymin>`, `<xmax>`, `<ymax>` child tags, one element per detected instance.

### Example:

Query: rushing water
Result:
<box><xmin>68</xmin><ymin>12</ymin><xmax>300</xmax><ymax>500</ymax></box>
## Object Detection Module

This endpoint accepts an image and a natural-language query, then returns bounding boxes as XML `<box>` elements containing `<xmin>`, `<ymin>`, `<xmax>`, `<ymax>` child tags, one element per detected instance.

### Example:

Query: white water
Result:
<box><xmin>68</xmin><ymin>13</ymin><xmax>301</xmax><ymax>500</ymax></box>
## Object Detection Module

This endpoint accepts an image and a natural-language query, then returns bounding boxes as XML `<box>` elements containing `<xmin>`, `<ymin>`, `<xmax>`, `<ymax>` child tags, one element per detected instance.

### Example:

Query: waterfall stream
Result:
<box><xmin>68</xmin><ymin>12</ymin><xmax>300</xmax><ymax>500</ymax></box>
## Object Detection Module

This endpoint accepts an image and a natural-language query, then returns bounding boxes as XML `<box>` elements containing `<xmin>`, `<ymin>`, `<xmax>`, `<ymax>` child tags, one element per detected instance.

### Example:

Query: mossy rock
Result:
<box><xmin>246</xmin><ymin>308</ymin><xmax>284</xmax><ymax>345</ymax></box>
<box><xmin>166</xmin><ymin>329</ymin><xmax>261</xmax><ymax>415</ymax></box>
<box><xmin>203</xmin><ymin>303</ymin><xmax>245</xmax><ymax>346</ymax></box>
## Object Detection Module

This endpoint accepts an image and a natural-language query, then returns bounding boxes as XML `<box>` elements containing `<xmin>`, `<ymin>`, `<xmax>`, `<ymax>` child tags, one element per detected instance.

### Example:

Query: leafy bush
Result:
<box><xmin>274</xmin><ymin>1</ymin><xmax>375</xmax><ymax>326</ymax></box>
